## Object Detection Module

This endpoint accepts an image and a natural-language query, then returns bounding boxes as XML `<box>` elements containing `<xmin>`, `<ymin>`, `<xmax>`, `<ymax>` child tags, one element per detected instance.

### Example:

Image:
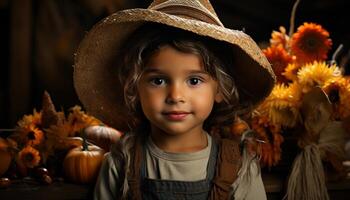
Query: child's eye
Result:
<box><xmin>188</xmin><ymin>77</ymin><xmax>203</xmax><ymax>86</ymax></box>
<box><xmin>150</xmin><ymin>78</ymin><xmax>166</xmax><ymax>86</ymax></box>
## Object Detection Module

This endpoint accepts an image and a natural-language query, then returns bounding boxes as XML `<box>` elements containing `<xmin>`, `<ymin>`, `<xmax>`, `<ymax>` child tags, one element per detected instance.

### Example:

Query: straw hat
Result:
<box><xmin>74</xmin><ymin>0</ymin><xmax>276</xmax><ymax>131</ymax></box>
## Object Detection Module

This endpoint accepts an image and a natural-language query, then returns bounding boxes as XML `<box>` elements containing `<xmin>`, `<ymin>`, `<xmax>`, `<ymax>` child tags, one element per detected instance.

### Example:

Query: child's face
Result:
<box><xmin>137</xmin><ymin>45</ymin><xmax>222</xmax><ymax>136</ymax></box>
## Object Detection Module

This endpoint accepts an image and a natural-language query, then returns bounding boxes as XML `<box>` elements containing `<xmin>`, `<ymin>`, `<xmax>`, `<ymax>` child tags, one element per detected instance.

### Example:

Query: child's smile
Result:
<box><xmin>161</xmin><ymin>110</ymin><xmax>192</xmax><ymax>121</ymax></box>
<box><xmin>137</xmin><ymin>45</ymin><xmax>222</xmax><ymax>147</ymax></box>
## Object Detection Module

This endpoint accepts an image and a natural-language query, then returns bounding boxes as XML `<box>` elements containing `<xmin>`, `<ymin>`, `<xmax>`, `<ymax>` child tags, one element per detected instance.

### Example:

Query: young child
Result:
<box><xmin>73</xmin><ymin>0</ymin><xmax>276</xmax><ymax>199</ymax></box>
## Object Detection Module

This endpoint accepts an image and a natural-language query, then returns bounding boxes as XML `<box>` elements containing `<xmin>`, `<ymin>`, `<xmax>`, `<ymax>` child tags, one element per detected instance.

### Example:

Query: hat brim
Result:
<box><xmin>74</xmin><ymin>8</ymin><xmax>276</xmax><ymax>131</ymax></box>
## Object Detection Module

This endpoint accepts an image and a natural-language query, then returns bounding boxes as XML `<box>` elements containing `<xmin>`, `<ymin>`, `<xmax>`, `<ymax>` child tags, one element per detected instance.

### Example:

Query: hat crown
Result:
<box><xmin>148</xmin><ymin>0</ymin><xmax>223</xmax><ymax>26</ymax></box>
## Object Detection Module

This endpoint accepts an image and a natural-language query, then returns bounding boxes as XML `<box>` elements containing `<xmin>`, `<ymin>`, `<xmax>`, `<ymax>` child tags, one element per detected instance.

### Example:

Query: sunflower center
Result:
<box><xmin>302</xmin><ymin>38</ymin><xmax>318</xmax><ymax>52</ymax></box>
<box><xmin>24</xmin><ymin>153</ymin><xmax>34</xmax><ymax>162</ymax></box>
<box><xmin>27</xmin><ymin>131</ymin><xmax>36</xmax><ymax>140</ymax></box>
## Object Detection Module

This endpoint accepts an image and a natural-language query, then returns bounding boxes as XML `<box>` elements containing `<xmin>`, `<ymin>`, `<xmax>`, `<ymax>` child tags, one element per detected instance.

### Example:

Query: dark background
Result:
<box><xmin>1</xmin><ymin>0</ymin><xmax>350</xmax><ymax>129</ymax></box>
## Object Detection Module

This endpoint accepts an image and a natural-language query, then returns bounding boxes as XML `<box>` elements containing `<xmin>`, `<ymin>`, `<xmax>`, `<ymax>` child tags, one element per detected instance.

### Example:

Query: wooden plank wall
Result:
<box><xmin>9</xmin><ymin>0</ymin><xmax>32</xmax><ymax>125</ymax></box>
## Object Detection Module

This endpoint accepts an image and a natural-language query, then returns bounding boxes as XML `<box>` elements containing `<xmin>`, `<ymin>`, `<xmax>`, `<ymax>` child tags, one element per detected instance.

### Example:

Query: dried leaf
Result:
<box><xmin>342</xmin><ymin>115</ymin><xmax>350</xmax><ymax>134</ymax></box>
<box><xmin>301</xmin><ymin>87</ymin><xmax>332</xmax><ymax>137</ymax></box>
<box><xmin>318</xmin><ymin>121</ymin><xmax>348</xmax><ymax>176</ymax></box>
<box><xmin>41</xmin><ymin>91</ymin><xmax>59</xmax><ymax>129</ymax></box>
<box><xmin>318</xmin><ymin>121</ymin><xmax>347</xmax><ymax>157</ymax></box>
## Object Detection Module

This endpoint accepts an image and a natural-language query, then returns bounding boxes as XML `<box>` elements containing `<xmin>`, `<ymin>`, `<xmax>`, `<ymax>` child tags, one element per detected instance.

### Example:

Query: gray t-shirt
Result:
<box><xmin>94</xmin><ymin>134</ymin><xmax>267</xmax><ymax>200</ymax></box>
<box><xmin>145</xmin><ymin>134</ymin><xmax>212</xmax><ymax>181</ymax></box>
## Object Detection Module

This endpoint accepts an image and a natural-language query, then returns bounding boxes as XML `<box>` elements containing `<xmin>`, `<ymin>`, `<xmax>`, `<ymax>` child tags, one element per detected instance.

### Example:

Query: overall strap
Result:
<box><xmin>210</xmin><ymin>138</ymin><xmax>242</xmax><ymax>200</ymax></box>
<box><xmin>127</xmin><ymin>136</ymin><xmax>143</xmax><ymax>200</ymax></box>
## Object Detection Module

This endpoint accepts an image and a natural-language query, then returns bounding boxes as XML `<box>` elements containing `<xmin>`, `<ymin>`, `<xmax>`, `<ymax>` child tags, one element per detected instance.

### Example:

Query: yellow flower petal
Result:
<box><xmin>18</xmin><ymin>146</ymin><xmax>41</xmax><ymax>168</ymax></box>
<box><xmin>297</xmin><ymin>61</ymin><xmax>341</xmax><ymax>93</ymax></box>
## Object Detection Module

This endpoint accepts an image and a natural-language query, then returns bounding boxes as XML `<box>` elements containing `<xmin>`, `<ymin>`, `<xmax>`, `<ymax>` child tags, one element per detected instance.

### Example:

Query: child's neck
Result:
<box><xmin>150</xmin><ymin>128</ymin><xmax>208</xmax><ymax>153</ymax></box>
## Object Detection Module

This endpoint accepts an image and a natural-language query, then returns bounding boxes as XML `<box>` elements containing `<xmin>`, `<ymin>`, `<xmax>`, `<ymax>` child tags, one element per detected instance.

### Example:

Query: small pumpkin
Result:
<box><xmin>63</xmin><ymin>135</ymin><xmax>105</xmax><ymax>184</ymax></box>
<box><xmin>55</xmin><ymin>137</ymin><xmax>83</xmax><ymax>151</ymax></box>
<box><xmin>0</xmin><ymin>138</ymin><xmax>13</xmax><ymax>176</ymax></box>
<box><xmin>84</xmin><ymin>125</ymin><xmax>122</xmax><ymax>151</ymax></box>
<box><xmin>0</xmin><ymin>150</ymin><xmax>12</xmax><ymax>177</ymax></box>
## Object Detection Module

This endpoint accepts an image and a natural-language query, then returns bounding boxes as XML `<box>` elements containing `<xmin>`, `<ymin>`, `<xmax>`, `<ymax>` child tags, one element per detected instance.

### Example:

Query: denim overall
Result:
<box><xmin>140</xmin><ymin>140</ymin><xmax>219</xmax><ymax>200</ymax></box>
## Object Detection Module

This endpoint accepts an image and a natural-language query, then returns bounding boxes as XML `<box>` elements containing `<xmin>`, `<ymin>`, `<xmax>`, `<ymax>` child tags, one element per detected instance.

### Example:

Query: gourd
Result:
<box><xmin>84</xmin><ymin>125</ymin><xmax>122</xmax><ymax>151</ymax></box>
<box><xmin>0</xmin><ymin>138</ymin><xmax>12</xmax><ymax>176</ymax></box>
<box><xmin>63</xmin><ymin>134</ymin><xmax>105</xmax><ymax>184</ymax></box>
<box><xmin>0</xmin><ymin>150</ymin><xmax>11</xmax><ymax>177</ymax></box>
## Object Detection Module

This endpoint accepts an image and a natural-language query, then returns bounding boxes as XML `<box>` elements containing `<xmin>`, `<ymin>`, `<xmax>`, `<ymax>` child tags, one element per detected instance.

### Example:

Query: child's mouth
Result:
<box><xmin>162</xmin><ymin>111</ymin><xmax>191</xmax><ymax>121</ymax></box>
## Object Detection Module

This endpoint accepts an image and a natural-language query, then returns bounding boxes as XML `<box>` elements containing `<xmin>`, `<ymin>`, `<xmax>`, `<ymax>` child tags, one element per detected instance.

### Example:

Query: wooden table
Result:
<box><xmin>1</xmin><ymin>174</ymin><xmax>350</xmax><ymax>200</ymax></box>
<box><xmin>262</xmin><ymin>173</ymin><xmax>350</xmax><ymax>200</ymax></box>
<box><xmin>0</xmin><ymin>180</ymin><xmax>94</xmax><ymax>200</ymax></box>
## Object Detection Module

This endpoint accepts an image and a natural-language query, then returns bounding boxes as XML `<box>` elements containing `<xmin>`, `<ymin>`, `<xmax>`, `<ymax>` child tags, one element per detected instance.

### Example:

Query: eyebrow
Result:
<box><xmin>143</xmin><ymin>68</ymin><xmax>209</xmax><ymax>75</ymax></box>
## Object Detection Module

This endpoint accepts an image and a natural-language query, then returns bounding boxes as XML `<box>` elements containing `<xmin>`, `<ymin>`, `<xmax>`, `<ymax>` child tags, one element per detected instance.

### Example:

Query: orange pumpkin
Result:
<box><xmin>0</xmin><ymin>150</ymin><xmax>12</xmax><ymax>177</ymax></box>
<box><xmin>84</xmin><ymin>125</ymin><xmax>122</xmax><ymax>151</ymax></box>
<box><xmin>0</xmin><ymin>138</ymin><xmax>12</xmax><ymax>176</ymax></box>
<box><xmin>63</xmin><ymin>139</ymin><xmax>105</xmax><ymax>184</ymax></box>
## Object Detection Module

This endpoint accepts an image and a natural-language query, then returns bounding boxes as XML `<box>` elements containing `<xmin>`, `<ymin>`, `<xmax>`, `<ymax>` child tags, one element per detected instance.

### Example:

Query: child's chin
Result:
<box><xmin>159</xmin><ymin>126</ymin><xmax>201</xmax><ymax>136</ymax></box>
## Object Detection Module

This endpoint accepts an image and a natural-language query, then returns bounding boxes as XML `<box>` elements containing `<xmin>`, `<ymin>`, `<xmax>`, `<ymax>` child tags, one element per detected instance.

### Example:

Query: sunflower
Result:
<box><xmin>66</xmin><ymin>106</ymin><xmax>101</xmax><ymax>136</ymax></box>
<box><xmin>338</xmin><ymin>83</ymin><xmax>350</xmax><ymax>119</ymax></box>
<box><xmin>250</xmin><ymin>115</ymin><xmax>283</xmax><ymax>167</ymax></box>
<box><xmin>297</xmin><ymin>61</ymin><xmax>341</xmax><ymax>93</ymax></box>
<box><xmin>14</xmin><ymin>125</ymin><xmax>44</xmax><ymax>146</ymax></box>
<box><xmin>17</xmin><ymin>109</ymin><xmax>42</xmax><ymax>129</ymax></box>
<box><xmin>251</xmin><ymin>114</ymin><xmax>271</xmax><ymax>140</ymax></box>
<box><xmin>270</xmin><ymin>26</ymin><xmax>290</xmax><ymax>49</ymax></box>
<box><xmin>265</xmin><ymin>84</ymin><xmax>300</xmax><ymax>127</ymax></box>
<box><xmin>322</xmin><ymin>77</ymin><xmax>346</xmax><ymax>104</ymax></box>
<box><xmin>263</xmin><ymin>45</ymin><xmax>294</xmax><ymax>83</ymax></box>
<box><xmin>290</xmin><ymin>22</ymin><xmax>332</xmax><ymax>64</ymax></box>
<box><xmin>18</xmin><ymin>146</ymin><xmax>41</xmax><ymax>168</ymax></box>
<box><xmin>288</xmin><ymin>82</ymin><xmax>303</xmax><ymax>103</ymax></box>
<box><xmin>283</xmin><ymin>63</ymin><xmax>301</xmax><ymax>81</ymax></box>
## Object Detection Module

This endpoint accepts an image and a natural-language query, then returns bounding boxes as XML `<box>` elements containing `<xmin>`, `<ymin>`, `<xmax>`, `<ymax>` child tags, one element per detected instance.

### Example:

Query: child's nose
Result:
<box><xmin>165</xmin><ymin>83</ymin><xmax>185</xmax><ymax>104</ymax></box>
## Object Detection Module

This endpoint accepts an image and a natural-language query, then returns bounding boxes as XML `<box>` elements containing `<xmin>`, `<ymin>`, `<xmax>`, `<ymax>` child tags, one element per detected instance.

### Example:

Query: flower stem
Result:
<box><xmin>330</xmin><ymin>44</ymin><xmax>343</xmax><ymax>65</ymax></box>
<box><xmin>289</xmin><ymin>0</ymin><xmax>301</xmax><ymax>37</ymax></box>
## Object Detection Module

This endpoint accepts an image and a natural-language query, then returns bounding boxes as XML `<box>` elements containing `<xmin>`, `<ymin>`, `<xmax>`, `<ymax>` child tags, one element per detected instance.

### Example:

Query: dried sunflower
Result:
<box><xmin>288</xmin><ymin>82</ymin><xmax>303</xmax><ymax>102</ymax></box>
<box><xmin>18</xmin><ymin>146</ymin><xmax>41</xmax><ymax>168</ymax></box>
<box><xmin>322</xmin><ymin>77</ymin><xmax>347</xmax><ymax>104</ymax></box>
<box><xmin>265</xmin><ymin>84</ymin><xmax>300</xmax><ymax>127</ymax></box>
<box><xmin>297</xmin><ymin>61</ymin><xmax>341</xmax><ymax>93</ymax></box>
<box><xmin>14</xmin><ymin>125</ymin><xmax>44</xmax><ymax>146</ymax></box>
<box><xmin>67</xmin><ymin>106</ymin><xmax>101</xmax><ymax>136</ymax></box>
<box><xmin>291</xmin><ymin>22</ymin><xmax>332</xmax><ymax>64</ymax></box>
<box><xmin>270</xmin><ymin>26</ymin><xmax>290</xmax><ymax>49</ymax></box>
<box><xmin>338</xmin><ymin>83</ymin><xmax>350</xmax><ymax>119</ymax></box>
<box><xmin>283</xmin><ymin>63</ymin><xmax>301</xmax><ymax>81</ymax></box>
<box><xmin>251</xmin><ymin>115</ymin><xmax>283</xmax><ymax>167</ymax></box>
<box><xmin>17</xmin><ymin>109</ymin><xmax>42</xmax><ymax>129</ymax></box>
<box><xmin>263</xmin><ymin>45</ymin><xmax>294</xmax><ymax>83</ymax></box>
